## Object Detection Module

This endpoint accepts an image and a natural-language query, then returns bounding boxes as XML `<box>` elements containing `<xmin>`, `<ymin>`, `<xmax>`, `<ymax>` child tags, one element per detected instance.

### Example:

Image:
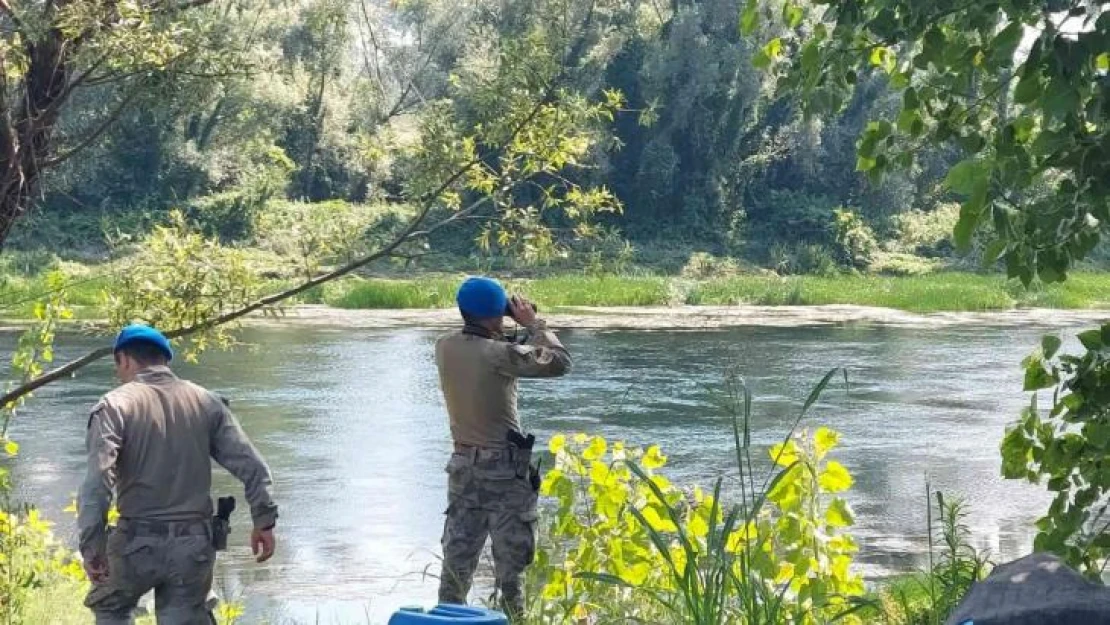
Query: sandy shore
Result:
<box><xmin>249</xmin><ymin>304</ymin><xmax>1110</xmax><ymax>330</ymax></box>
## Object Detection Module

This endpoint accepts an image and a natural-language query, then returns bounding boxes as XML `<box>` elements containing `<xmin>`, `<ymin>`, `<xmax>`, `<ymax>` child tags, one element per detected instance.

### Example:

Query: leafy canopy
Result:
<box><xmin>753</xmin><ymin>0</ymin><xmax>1110</xmax><ymax>284</ymax></box>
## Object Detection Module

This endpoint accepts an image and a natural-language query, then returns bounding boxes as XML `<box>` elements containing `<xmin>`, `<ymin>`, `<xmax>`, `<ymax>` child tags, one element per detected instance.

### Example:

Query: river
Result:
<box><xmin>2</xmin><ymin>315</ymin><xmax>1095</xmax><ymax>623</ymax></box>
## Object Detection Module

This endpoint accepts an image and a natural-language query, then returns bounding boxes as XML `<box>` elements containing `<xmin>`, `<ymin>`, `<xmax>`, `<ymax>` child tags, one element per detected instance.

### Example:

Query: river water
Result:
<box><xmin>1</xmin><ymin>319</ymin><xmax>1091</xmax><ymax>623</ymax></box>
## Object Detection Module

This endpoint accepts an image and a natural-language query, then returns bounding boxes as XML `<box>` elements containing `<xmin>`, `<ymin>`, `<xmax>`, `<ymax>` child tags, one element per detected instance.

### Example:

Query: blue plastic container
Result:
<box><xmin>388</xmin><ymin>604</ymin><xmax>508</xmax><ymax>625</ymax></box>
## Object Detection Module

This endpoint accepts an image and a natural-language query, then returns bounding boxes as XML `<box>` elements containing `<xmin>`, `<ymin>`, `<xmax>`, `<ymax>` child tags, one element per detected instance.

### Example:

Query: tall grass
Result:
<box><xmin>319</xmin><ymin>272</ymin><xmax>1110</xmax><ymax>313</ymax></box>
<box><xmin>880</xmin><ymin>489</ymin><xmax>989</xmax><ymax>625</ymax></box>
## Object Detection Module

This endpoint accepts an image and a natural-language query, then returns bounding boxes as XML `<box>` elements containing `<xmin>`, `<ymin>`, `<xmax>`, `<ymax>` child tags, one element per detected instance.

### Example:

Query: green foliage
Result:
<box><xmin>0</xmin><ymin>276</ymin><xmax>84</xmax><ymax>624</ymax></box>
<box><xmin>765</xmin><ymin>0</ymin><xmax>1110</xmax><ymax>284</ymax></box>
<box><xmin>770</xmin><ymin>243</ymin><xmax>840</xmax><ymax>277</ymax></box>
<box><xmin>105</xmin><ymin>212</ymin><xmax>262</xmax><ymax>362</ymax></box>
<box><xmin>1002</xmin><ymin>322</ymin><xmax>1110</xmax><ymax>577</ymax></box>
<box><xmin>531</xmin><ymin>369</ymin><xmax>865</xmax><ymax>624</ymax></box>
<box><xmin>833</xmin><ymin>208</ymin><xmax>879</xmax><ymax>269</ymax></box>
<box><xmin>532</xmin><ymin>428</ymin><xmax>864</xmax><ymax>624</ymax></box>
<box><xmin>2</xmin><ymin>272</ymin><xmax>73</xmax><ymax>439</ymax></box>
<box><xmin>253</xmin><ymin>200</ymin><xmax>412</xmax><ymax>278</ymax></box>
<box><xmin>879</xmin><ymin>491</ymin><xmax>989</xmax><ymax>625</ymax></box>
<box><xmin>890</xmin><ymin>204</ymin><xmax>959</xmax><ymax>258</ymax></box>
<box><xmin>0</xmin><ymin>504</ymin><xmax>87</xmax><ymax>624</ymax></box>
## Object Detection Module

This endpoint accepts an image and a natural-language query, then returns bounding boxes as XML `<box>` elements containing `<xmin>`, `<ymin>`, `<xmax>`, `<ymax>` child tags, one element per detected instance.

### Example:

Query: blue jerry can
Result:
<box><xmin>388</xmin><ymin>604</ymin><xmax>508</xmax><ymax>625</ymax></box>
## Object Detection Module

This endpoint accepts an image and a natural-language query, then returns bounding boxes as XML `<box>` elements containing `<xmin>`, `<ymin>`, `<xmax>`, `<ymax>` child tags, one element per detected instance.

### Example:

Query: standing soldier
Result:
<box><xmin>78</xmin><ymin>324</ymin><xmax>279</xmax><ymax>625</ymax></box>
<box><xmin>435</xmin><ymin>276</ymin><xmax>572</xmax><ymax>620</ymax></box>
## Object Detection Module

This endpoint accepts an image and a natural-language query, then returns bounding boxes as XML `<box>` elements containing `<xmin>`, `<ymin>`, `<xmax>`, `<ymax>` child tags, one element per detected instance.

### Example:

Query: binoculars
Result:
<box><xmin>505</xmin><ymin>300</ymin><xmax>538</xmax><ymax>317</ymax></box>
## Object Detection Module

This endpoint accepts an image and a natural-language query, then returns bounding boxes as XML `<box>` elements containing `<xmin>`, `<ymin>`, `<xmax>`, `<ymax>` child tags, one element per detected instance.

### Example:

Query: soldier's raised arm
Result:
<box><xmin>208</xmin><ymin>399</ymin><xmax>279</xmax><ymax>531</ymax></box>
<box><xmin>493</xmin><ymin>298</ymin><xmax>571</xmax><ymax>379</ymax></box>
<box><xmin>77</xmin><ymin>402</ymin><xmax>122</xmax><ymax>563</ymax></box>
<box><xmin>492</xmin><ymin>322</ymin><xmax>572</xmax><ymax>378</ymax></box>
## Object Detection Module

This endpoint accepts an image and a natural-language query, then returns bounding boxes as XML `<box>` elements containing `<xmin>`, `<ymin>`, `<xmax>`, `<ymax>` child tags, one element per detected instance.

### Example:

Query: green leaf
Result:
<box><xmin>1014</xmin><ymin>71</ymin><xmax>1042</xmax><ymax>105</ymax></box>
<box><xmin>3</xmin><ymin>440</ymin><xmax>17</xmax><ymax>457</ymax></box>
<box><xmin>856</xmin><ymin>155</ymin><xmax>877</xmax><ymax>172</ymax></box>
<box><xmin>815</xmin><ymin>427</ymin><xmax>840</xmax><ymax>458</ymax></box>
<box><xmin>990</xmin><ymin>22</ymin><xmax>1023</xmax><ymax>67</ymax></box>
<box><xmin>741</xmin><ymin>0</ymin><xmax>759</xmax><ymax>35</ymax></box>
<box><xmin>783</xmin><ymin>3</ymin><xmax>803</xmax><ymax>28</ymax></box>
<box><xmin>954</xmin><ymin>195</ymin><xmax>987</xmax><ymax>253</ymax></box>
<box><xmin>826</xmin><ymin>497</ymin><xmax>854</xmax><ymax>527</ymax></box>
<box><xmin>1000</xmin><ymin>424</ymin><xmax>1032</xmax><ymax>479</ymax></box>
<box><xmin>764</xmin><ymin>38</ymin><xmax>783</xmax><ymax>60</ymax></box>
<box><xmin>1097</xmin><ymin>52</ymin><xmax>1110</xmax><ymax>71</ymax></box>
<box><xmin>903</xmin><ymin>87</ymin><xmax>919</xmax><ymax>110</ymax></box>
<box><xmin>945</xmin><ymin>158</ymin><xmax>988</xmax><ymax>195</ymax></box>
<box><xmin>897</xmin><ymin>109</ymin><xmax>919</xmax><ymax>133</ymax></box>
<box><xmin>1024</xmin><ymin>360</ymin><xmax>1056</xmax><ymax>391</ymax></box>
<box><xmin>643</xmin><ymin>444</ymin><xmax>667</xmax><ymax>469</ymax></box>
<box><xmin>800</xmin><ymin>41</ymin><xmax>820</xmax><ymax>74</ymax></box>
<box><xmin>1078</xmin><ymin>329</ymin><xmax>1103</xmax><ymax>350</ymax></box>
<box><xmin>1042</xmin><ymin>335</ymin><xmax>1062</xmax><ymax>360</ymax></box>
<box><xmin>819</xmin><ymin>461</ymin><xmax>853</xmax><ymax>493</ymax></box>
<box><xmin>752</xmin><ymin>49</ymin><xmax>772</xmax><ymax>70</ymax></box>
<box><xmin>982</xmin><ymin>239</ymin><xmax>1007</xmax><ymax>266</ymax></box>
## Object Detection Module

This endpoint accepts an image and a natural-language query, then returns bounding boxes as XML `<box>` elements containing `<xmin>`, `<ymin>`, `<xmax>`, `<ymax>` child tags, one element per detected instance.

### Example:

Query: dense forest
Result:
<box><xmin>4</xmin><ymin>0</ymin><xmax>979</xmax><ymax>276</ymax></box>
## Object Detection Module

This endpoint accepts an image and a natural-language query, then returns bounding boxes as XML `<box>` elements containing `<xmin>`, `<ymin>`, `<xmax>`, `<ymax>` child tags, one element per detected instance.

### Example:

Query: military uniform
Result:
<box><xmin>78</xmin><ymin>366</ymin><xmax>278</xmax><ymax>625</ymax></box>
<box><xmin>435</xmin><ymin>320</ymin><xmax>571</xmax><ymax>618</ymax></box>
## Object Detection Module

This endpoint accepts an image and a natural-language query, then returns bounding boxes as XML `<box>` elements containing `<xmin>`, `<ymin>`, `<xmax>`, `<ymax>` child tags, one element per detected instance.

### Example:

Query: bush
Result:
<box><xmin>681</xmin><ymin>252</ymin><xmax>743</xmax><ymax>279</ymax></box>
<box><xmin>890</xmin><ymin>203</ymin><xmax>959</xmax><ymax>257</ymax></box>
<box><xmin>772</xmin><ymin>243</ymin><xmax>840</xmax><ymax>276</ymax></box>
<box><xmin>530</xmin><ymin>369</ymin><xmax>865</xmax><ymax>624</ymax></box>
<box><xmin>833</xmin><ymin>208</ymin><xmax>878</xmax><ymax>269</ymax></box>
<box><xmin>1</xmin><ymin>442</ymin><xmax>86</xmax><ymax>625</ymax></box>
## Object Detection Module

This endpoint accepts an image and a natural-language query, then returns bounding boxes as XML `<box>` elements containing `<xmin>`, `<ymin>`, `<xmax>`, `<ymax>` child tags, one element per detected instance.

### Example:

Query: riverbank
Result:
<box><xmin>3</xmin><ymin>269</ymin><xmax>1110</xmax><ymax>322</ymax></box>
<box><xmin>259</xmin><ymin>303</ymin><xmax>1110</xmax><ymax>330</ymax></box>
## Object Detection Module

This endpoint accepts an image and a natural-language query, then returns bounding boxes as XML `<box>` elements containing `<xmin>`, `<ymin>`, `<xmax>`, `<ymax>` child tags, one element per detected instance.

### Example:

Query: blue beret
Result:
<box><xmin>456</xmin><ymin>276</ymin><xmax>508</xmax><ymax>319</ymax></box>
<box><xmin>113</xmin><ymin>324</ymin><xmax>174</xmax><ymax>362</ymax></box>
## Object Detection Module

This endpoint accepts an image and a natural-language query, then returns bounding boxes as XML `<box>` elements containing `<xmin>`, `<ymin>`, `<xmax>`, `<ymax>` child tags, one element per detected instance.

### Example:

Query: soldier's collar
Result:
<box><xmin>461</xmin><ymin>323</ymin><xmax>503</xmax><ymax>340</ymax></box>
<box><xmin>135</xmin><ymin>365</ymin><xmax>177</xmax><ymax>382</ymax></box>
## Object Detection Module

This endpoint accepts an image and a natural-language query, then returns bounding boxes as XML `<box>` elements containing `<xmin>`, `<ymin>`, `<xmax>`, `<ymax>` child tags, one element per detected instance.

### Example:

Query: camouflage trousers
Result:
<box><xmin>438</xmin><ymin>446</ymin><xmax>538</xmax><ymax>620</ymax></box>
<box><xmin>85</xmin><ymin>520</ymin><xmax>216</xmax><ymax>625</ymax></box>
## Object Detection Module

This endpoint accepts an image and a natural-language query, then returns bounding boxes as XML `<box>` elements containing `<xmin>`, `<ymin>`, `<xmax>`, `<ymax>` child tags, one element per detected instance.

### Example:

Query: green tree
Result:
<box><xmin>756</xmin><ymin>0</ymin><xmax>1110</xmax><ymax>283</ymax></box>
<box><xmin>0</xmin><ymin>0</ymin><xmax>247</xmax><ymax>247</ymax></box>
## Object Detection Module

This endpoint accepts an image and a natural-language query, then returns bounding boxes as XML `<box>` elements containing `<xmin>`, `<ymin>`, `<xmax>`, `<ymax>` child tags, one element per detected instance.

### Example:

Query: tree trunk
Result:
<box><xmin>0</xmin><ymin>27</ymin><xmax>70</xmax><ymax>248</ymax></box>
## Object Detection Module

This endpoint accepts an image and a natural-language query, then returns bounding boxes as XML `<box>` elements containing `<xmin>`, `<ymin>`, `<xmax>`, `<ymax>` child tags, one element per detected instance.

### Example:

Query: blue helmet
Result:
<box><xmin>456</xmin><ymin>276</ymin><xmax>508</xmax><ymax>319</ymax></box>
<box><xmin>114</xmin><ymin>324</ymin><xmax>174</xmax><ymax>362</ymax></box>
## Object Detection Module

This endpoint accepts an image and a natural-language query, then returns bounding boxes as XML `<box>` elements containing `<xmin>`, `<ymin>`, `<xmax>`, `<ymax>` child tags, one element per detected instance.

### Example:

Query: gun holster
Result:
<box><xmin>507</xmin><ymin>430</ymin><xmax>541</xmax><ymax>493</ymax></box>
<box><xmin>211</xmin><ymin>496</ymin><xmax>236</xmax><ymax>551</ymax></box>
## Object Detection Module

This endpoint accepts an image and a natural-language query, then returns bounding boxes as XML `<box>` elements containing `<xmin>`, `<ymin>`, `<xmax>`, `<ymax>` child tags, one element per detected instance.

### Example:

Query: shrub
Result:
<box><xmin>681</xmin><ymin>252</ymin><xmax>743</xmax><ymax>280</ymax></box>
<box><xmin>833</xmin><ymin>208</ymin><xmax>878</xmax><ymax>269</ymax></box>
<box><xmin>529</xmin><ymin>369</ymin><xmax>865</xmax><ymax>624</ymax></box>
<box><xmin>890</xmin><ymin>204</ymin><xmax>959</xmax><ymax>257</ymax></box>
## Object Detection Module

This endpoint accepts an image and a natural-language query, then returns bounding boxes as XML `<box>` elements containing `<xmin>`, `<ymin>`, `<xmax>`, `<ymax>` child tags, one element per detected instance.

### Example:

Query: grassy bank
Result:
<box><xmin>320</xmin><ymin>271</ymin><xmax>1110</xmax><ymax>313</ymax></box>
<box><xmin>2</xmin><ymin>266</ymin><xmax>1109</xmax><ymax>319</ymax></box>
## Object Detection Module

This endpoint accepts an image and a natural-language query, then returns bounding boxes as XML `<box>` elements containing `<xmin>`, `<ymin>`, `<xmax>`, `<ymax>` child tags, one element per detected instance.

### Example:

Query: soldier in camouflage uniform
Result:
<box><xmin>436</xmin><ymin>277</ymin><xmax>571</xmax><ymax>620</ymax></box>
<box><xmin>78</xmin><ymin>324</ymin><xmax>279</xmax><ymax>625</ymax></box>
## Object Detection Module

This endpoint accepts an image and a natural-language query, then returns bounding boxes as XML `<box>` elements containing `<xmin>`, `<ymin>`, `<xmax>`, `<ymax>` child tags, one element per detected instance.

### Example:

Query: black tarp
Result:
<box><xmin>946</xmin><ymin>553</ymin><xmax>1110</xmax><ymax>625</ymax></box>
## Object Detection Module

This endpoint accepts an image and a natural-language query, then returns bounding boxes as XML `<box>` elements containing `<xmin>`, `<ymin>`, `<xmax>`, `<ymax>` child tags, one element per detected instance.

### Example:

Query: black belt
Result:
<box><xmin>117</xmin><ymin>518</ymin><xmax>210</xmax><ymax>538</ymax></box>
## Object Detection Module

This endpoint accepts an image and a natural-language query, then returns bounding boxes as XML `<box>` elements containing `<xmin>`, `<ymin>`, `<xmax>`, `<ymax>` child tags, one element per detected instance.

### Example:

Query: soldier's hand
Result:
<box><xmin>251</xmin><ymin>527</ymin><xmax>276</xmax><ymax>563</ymax></box>
<box><xmin>83</xmin><ymin>553</ymin><xmax>109</xmax><ymax>584</ymax></box>
<box><xmin>509</xmin><ymin>296</ymin><xmax>538</xmax><ymax>326</ymax></box>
